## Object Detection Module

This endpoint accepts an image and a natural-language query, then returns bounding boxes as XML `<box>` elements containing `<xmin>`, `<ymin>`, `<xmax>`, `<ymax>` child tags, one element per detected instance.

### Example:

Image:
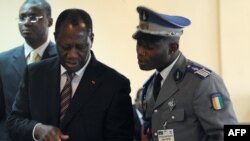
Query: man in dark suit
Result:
<box><xmin>132</xmin><ymin>6</ymin><xmax>238</xmax><ymax>141</ymax></box>
<box><xmin>0</xmin><ymin>0</ymin><xmax>56</xmax><ymax>140</ymax></box>
<box><xmin>7</xmin><ymin>8</ymin><xmax>134</xmax><ymax>141</ymax></box>
<box><xmin>133</xmin><ymin>88</ymin><xmax>146</xmax><ymax>141</ymax></box>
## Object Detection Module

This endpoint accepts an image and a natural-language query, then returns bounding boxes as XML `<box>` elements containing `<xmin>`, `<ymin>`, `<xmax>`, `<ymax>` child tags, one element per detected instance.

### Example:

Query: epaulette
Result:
<box><xmin>186</xmin><ymin>64</ymin><xmax>212</xmax><ymax>79</ymax></box>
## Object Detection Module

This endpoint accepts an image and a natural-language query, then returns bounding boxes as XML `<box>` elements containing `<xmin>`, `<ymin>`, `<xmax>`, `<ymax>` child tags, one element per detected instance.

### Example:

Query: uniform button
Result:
<box><xmin>154</xmin><ymin>109</ymin><xmax>158</xmax><ymax>113</ymax></box>
<box><xmin>171</xmin><ymin>115</ymin><xmax>175</xmax><ymax>119</ymax></box>
<box><xmin>154</xmin><ymin>132</ymin><xmax>158</xmax><ymax>136</ymax></box>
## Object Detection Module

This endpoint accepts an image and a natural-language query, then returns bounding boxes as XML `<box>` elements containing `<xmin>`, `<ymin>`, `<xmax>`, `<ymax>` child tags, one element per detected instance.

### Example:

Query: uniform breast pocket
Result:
<box><xmin>161</xmin><ymin>109</ymin><xmax>185</xmax><ymax>123</ymax></box>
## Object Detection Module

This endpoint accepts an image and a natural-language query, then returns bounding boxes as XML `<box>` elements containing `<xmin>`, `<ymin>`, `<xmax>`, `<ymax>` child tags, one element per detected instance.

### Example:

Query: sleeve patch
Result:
<box><xmin>211</xmin><ymin>93</ymin><xmax>225</xmax><ymax>110</ymax></box>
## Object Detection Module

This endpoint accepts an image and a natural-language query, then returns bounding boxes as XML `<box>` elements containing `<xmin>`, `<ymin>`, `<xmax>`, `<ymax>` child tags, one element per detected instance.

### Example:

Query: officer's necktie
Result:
<box><xmin>153</xmin><ymin>73</ymin><xmax>162</xmax><ymax>100</ymax></box>
<box><xmin>60</xmin><ymin>72</ymin><xmax>75</xmax><ymax>122</ymax></box>
<box><xmin>27</xmin><ymin>51</ymin><xmax>40</xmax><ymax>64</ymax></box>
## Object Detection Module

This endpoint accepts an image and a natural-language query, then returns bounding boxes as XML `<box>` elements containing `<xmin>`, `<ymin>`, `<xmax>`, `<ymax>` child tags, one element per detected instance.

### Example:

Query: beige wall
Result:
<box><xmin>220</xmin><ymin>0</ymin><xmax>250</xmax><ymax>123</ymax></box>
<box><xmin>0</xmin><ymin>0</ymin><xmax>249</xmax><ymax>122</ymax></box>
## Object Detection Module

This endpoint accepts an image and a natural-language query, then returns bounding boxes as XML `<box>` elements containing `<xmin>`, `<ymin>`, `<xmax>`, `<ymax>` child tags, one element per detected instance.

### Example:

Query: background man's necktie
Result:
<box><xmin>60</xmin><ymin>72</ymin><xmax>75</xmax><ymax>122</ymax></box>
<box><xmin>153</xmin><ymin>73</ymin><xmax>162</xmax><ymax>100</ymax></box>
<box><xmin>27</xmin><ymin>51</ymin><xmax>40</xmax><ymax>64</ymax></box>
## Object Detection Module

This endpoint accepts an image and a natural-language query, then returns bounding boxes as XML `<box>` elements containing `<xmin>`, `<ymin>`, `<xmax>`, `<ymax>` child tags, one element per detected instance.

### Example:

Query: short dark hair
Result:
<box><xmin>54</xmin><ymin>8</ymin><xmax>93</xmax><ymax>37</ymax></box>
<box><xmin>23</xmin><ymin>0</ymin><xmax>51</xmax><ymax>16</ymax></box>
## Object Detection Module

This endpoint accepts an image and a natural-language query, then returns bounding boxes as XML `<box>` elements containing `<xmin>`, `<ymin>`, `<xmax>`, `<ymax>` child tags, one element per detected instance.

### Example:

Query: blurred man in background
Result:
<box><xmin>0</xmin><ymin>0</ymin><xmax>56</xmax><ymax>140</ymax></box>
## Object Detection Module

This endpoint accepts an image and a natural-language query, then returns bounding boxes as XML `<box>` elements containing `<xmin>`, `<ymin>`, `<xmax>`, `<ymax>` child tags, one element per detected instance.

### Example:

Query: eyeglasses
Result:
<box><xmin>18</xmin><ymin>15</ymin><xmax>43</xmax><ymax>24</ymax></box>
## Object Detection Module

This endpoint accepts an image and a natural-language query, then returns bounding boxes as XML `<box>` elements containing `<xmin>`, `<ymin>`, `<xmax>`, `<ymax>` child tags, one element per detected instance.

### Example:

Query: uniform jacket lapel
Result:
<box><xmin>154</xmin><ymin>54</ymin><xmax>188</xmax><ymax>109</ymax></box>
<box><xmin>154</xmin><ymin>75</ymin><xmax>178</xmax><ymax>109</ymax></box>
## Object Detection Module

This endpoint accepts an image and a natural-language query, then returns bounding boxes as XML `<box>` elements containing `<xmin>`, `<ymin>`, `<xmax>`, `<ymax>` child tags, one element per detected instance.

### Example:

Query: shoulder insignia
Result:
<box><xmin>186</xmin><ymin>64</ymin><xmax>212</xmax><ymax>79</ymax></box>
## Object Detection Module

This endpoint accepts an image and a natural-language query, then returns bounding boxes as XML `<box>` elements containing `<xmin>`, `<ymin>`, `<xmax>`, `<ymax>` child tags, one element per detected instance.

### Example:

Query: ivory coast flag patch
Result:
<box><xmin>211</xmin><ymin>93</ymin><xmax>224</xmax><ymax>110</ymax></box>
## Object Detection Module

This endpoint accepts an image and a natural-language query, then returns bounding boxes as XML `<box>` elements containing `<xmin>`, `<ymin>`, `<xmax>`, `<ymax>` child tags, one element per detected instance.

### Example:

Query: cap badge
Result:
<box><xmin>142</xmin><ymin>10</ymin><xmax>148</xmax><ymax>21</ymax></box>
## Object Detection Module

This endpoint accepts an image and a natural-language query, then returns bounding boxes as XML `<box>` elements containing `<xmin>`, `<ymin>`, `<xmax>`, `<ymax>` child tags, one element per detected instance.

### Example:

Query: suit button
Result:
<box><xmin>154</xmin><ymin>109</ymin><xmax>158</xmax><ymax>113</ymax></box>
<box><xmin>154</xmin><ymin>132</ymin><xmax>158</xmax><ymax>136</ymax></box>
<box><xmin>171</xmin><ymin>115</ymin><xmax>175</xmax><ymax>119</ymax></box>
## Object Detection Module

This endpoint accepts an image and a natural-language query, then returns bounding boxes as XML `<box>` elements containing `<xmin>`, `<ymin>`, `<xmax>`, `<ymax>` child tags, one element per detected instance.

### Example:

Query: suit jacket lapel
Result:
<box><xmin>154</xmin><ymin>54</ymin><xmax>187</xmax><ymax>109</ymax></box>
<box><xmin>11</xmin><ymin>46</ymin><xmax>26</xmax><ymax>77</ymax></box>
<box><xmin>10</xmin><ymin>42</ymin><xmax>56</xmax><ymax>77</ymax></box>
<box><xmin>60</xmin><ymin>55</ymin><xmax>101</xmax><ymax>129</ymax></box>
<box><xmin>44</xmin><ymin>57</ymin><xmax>61</xmax><ymax>126</ymax></box>
<box><xmin>41</xmin><ymin>42</ymin><xmax>57</xmax><ymax>59</ymax></box>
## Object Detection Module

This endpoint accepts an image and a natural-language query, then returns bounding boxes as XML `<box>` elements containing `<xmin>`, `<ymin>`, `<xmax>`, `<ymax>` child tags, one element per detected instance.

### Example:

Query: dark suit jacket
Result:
<box><xmin>7</xmin><ymin>53</ymin><xmax>134</xmax><ymax>141</ymax></box>
<box><xmin>0</xmin><ymin>42</ymin><xmax>57</xmax><ymax>141</ymax></box>
<box><xmin>133</xmin><ymin>105</ymin><xmax>142</xmax><ymax>141</ymax></box>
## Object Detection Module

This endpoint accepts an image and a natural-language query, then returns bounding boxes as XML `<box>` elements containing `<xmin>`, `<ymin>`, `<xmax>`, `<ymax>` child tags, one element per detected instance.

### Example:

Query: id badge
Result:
<box><xmin>157</xmin><ymin>129</ymin><xmax>174</xmax><ymax>141</ymax></box>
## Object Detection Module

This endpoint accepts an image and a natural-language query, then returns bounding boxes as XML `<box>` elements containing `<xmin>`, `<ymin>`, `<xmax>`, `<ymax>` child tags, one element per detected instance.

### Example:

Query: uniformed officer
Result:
<box><xmin>132</xmin><ymin>6</ymin><xmax>238</xmax><ymax>141</ymax></box>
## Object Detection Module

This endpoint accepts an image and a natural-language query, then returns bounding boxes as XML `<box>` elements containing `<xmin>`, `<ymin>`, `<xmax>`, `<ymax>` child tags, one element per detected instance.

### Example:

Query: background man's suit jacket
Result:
<box><xmin>7</xmin><ymin>53</ymin><xmax>134</xmax><ymax>141</ymax></box>
<box><xmin>0</xmin><ymin>42</ymin><xmax>57</xmax><ymax>141</ymax></box>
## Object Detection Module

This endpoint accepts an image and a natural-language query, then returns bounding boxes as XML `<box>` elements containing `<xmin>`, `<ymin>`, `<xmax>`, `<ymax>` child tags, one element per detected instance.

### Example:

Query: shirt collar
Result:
<box><xmin>157</xmin><ymin>53</ymin><xmax>180</xmax><ymax>80</ymax></box>
<box><xmin>60</xmin><ymin>52</ymin><xmax>92</xmax><ymax>77</ymax></box>
<box><xmin>24</xmin><ymin>38</ymin><xmax>50</xmax><ymax>58</ymax></box>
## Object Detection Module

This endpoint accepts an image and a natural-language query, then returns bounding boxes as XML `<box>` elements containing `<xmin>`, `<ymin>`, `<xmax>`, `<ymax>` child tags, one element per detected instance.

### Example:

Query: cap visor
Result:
<box><xmin>132</xmin><ymin>31</ymin><xmax>165</xmax><ymax>41</ymax></box>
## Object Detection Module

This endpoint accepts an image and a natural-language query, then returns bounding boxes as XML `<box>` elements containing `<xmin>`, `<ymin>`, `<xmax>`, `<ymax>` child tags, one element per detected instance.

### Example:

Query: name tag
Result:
<box><xmin>157</xmin><ymin>129</ymin><xmax>175</xmax><ymax>141</ymax></box>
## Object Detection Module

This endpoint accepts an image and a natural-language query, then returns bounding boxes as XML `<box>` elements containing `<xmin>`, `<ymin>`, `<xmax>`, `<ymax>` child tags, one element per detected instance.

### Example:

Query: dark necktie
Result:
<box><xmin>153</xmin><ymin>73</ymin><xmax>162</xmax><ymax>100</ymax></box>
<box><xmin>60</xmin><ymin>72</ymin><xmax>75</xmax><ymax>122</ymax></box>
